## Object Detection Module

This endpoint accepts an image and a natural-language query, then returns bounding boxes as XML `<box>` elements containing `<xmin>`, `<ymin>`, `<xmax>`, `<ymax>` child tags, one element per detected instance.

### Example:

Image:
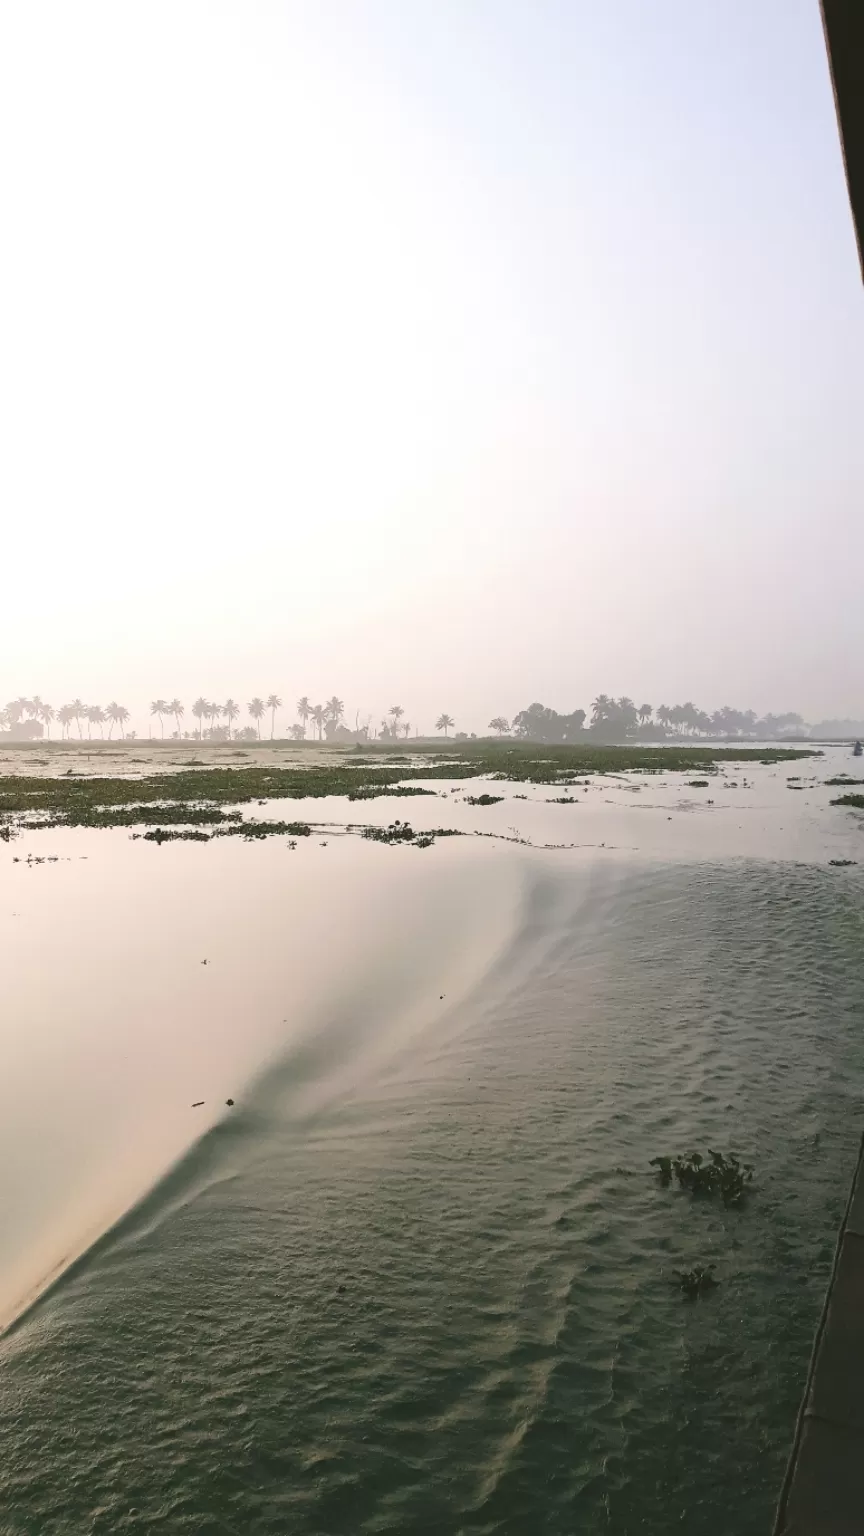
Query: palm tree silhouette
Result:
<box><xmin>489</xmin><ymin>716</ymin><xmax>510</xmax><ymax>736</ymax></box>
<box><xmin>189</xmin><ymin>700</ymin><xmax>206</xmax><ymax>740</ymax></box>
<box><xmin>57</xmin><ymin>705</ymin><xmax>73</xmax><ymax>739</ymax></box>
<box><xmin>591</xmin><ymin>694</ymin><xmax>612</xmax><ymax>728</ymax></box>
<box><xmin>296</xmin><ymin>697</ymin><xmax>311</xmax><ymax>738</ymax></box>
<box><xmin>656</xmin><ymin>705</ymin><xmax>671</xmax><ymax>731</ymax></box>
<box><xmin>325</xmin><ymin>696</ymin><xmax>344</xmax><ymax>727</ymax></box>
<box><xmin>436</xmin><ymin>713</ymin><xmax>454</xmax><ymax>737</ymax></box>
<box><xmin>207</xmin><ymin>701</ymin><xmax>223</xmax><ymax>736</ymax></box>
<box><xmin>169</xmin><ymin>698</ymin><xmax>184</xmax><ymax>737</ymax></box>
<box><xmin>266</xmin><ymin>694</ymin><xmax>282</xmax><ymax>740</ymax></box>
<box><xmin>224</xmin><ymin>699</ymin><xmax>240</xmax><ymax>739</ymax></box>
<box><xmin>38</xmin><ymin>701</ymin><xmax>55</xmax><ymax>739</ymax></box>
<box><xmin>150</xmin><ymin>699</ymin><xmax>169</xmax><ymax>738</ymax></box>
<box><xmin>638</xmin><ymin>703</ymin><xmax>653</xmax><ymax>726</ymax></box>
<box><xmin>70</xmin><ymin>699</ymin><xmax>85</xmax><ymax>738</ymax></box>
<box><xmin>310</xmin><ymin>704</ymin><xmax>327</xmax><ymax>740</ymax></box>
<box><xmin>389</xmin><ymin>705</ymin><xmax>404</xmax><ymax>736</ymax></box>
<box><xmin>87</xmin><ymin>705</ymin><xmax>105</xmax><ymax>739</ymax></box>
<box><xmin>247</xmin><ymin>698</ymin><xmax>265</xmax><ymax>738</ymax></box>
<box><xmin>105</xmin><ymin>702</ymin><xmax>129</xmax><ymax>739</ymax></box>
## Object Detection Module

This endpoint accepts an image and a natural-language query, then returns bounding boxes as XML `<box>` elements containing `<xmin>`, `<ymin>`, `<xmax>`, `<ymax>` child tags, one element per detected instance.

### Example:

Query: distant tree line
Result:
<box><xmin>0</xmin><ymin>694</ymin><xmax>460</xmax><ymax>743</ymax></box>
<box><xmin>496</xmin><ymin>698</ymin><xmax>805</xmax><ymax>744</ymax></box>
<box><xmin>1</xmin><ymin>692</ymin><xmax>811</xmax><ymax>745</ymax></box>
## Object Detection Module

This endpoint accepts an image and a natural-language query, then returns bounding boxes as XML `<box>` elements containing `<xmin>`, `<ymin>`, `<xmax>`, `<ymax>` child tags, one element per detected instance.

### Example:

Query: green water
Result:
<box><xmin>3</xmin><ymin>854</ymin><xmax>864</xmax><ymax>1533</ymax></box>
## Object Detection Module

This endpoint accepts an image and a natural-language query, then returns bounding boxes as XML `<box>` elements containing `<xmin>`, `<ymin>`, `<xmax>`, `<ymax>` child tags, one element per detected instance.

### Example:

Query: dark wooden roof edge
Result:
<box><xmin>821</xmin><ymin>0</ymin><xmax>864</xmax><ymax>282</ymax></box>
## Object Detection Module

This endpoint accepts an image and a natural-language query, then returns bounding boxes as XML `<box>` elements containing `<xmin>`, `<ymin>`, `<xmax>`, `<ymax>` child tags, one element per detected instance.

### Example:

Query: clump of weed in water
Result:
<box><xmin>362</xmin><ymin>821</ymin><xmax>461</xmax><ymax>848</ymax></box>
<box><xmin>687</xmin><ymin>780</ymin><xmax>710</xmax><ymax>788</ymax></box>
<box><xmin>650</xmin><ymin>1150</ymin><xmax>754</xmax><ymax>1206</ymax></box>
<box><xmin>464</xmin><ymin>793</ymin><xmax>504</xmax><ymax>806</ymax></box>
<box><xmin>672</xmin><ymin>1264</ymin><xmax>718</xmax><ymax>1300</ymax></box>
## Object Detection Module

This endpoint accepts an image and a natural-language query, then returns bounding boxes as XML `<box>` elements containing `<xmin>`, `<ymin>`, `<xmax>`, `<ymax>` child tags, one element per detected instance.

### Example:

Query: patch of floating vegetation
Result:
<box><xmin>829</xmin><ymin>859</ymin><xmax>856</xmax><ymax>867</ymax></box>
<box><xmin>134</xmin><ymin>819</ymin><xmax>313</xmax><ymax>844</ymax></box>
<box><xmin>464</xmin><ymin>794</ymin><xmax>504</xmax><ymax>806</ymax></box>
<box><xmin>673</xmin><ymin>1264</ymin><xmax>719</xmax><ymax>1300</ymax></box>
<box><xmin>362</xmin><ymin>822</ymin><xmax>461</xmax><ymax>848</ymax></box>
<box><xmin>687</xmin><ymin>780</ymin><xmax>710</xmax><ymax>788</ymax></box>
<box><xmin>347</xmin><ymin>785</ymin><xmax>438</xmax><ymax>801</ymax></box>
<box><xmin>0</xmin><ymin>743</ymin><xmax>815</xmax><ymax>833</ymax></box>
<box><xmin>831</xmin><ymin>794</ymin><xmax>864</xmax><ymax>809</ymax></box>
<box><xmin>651</xmin><ymin>1149</ymin><xmax>754</xmax><ymax>1207</ymax></box>
<box><xmin>826</xmin><ymin>777</ymin><xmax>864</xmax><ymax>786</ymax></box>
<box><xmin>140</xmin><ymin>828</ymin><xmax>211</xmax><ymax>844</ymax></box>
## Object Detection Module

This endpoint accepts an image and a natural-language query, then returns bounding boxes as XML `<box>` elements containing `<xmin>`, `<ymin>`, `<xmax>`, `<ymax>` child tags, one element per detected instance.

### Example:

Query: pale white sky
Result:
<box><xmin>2</xmin><ymin>0</ymin><xmax>862</xmax><ymax>733</ymax></box>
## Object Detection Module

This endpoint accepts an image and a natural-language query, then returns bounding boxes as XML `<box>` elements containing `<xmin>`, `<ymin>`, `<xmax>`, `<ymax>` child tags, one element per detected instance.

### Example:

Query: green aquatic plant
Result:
<box><xmin>687</xmin><ymin>780</ymin><xmax>710</xmax><ymax>788</ymax></box>
<box><xmin>829</xmin><ymin>859</ymin><xmax>856</xmax><ymax>867</ymax></box>
<box><xmin>0</xmin><ymin>742</ymin><xmax>816</xmax><ymax>833</ymax></box>
<box><xmin>361</xmin><ymin>822</ymin><xmax>461</xmax><ymax>848</ymax></box>
<box><xmin>831</xmin><ymin>794</ymin><xmax>864</xmax><ymax>809</ymax></box>
<box><xmin>651</xmin><ymin>1150</ymin><xmax>754</xmax><ymax>1206</ymax></box>
<box><xmin>142</xmin><ymin>828</ymin><xmax>211</xmax><ymax>843</ymax></box>
<box><xmin>672</xmin><ymin>1264</ymin><xmax>718</xmax><ymax>1299</ymax></box>
<box><xmin>348</xmin><ymin>785</ymin><xmax>437</xmax><ymax>801</ymax></box>
<box><xmin>464</xmin><ymin>794</ymin><xmax>504</xmax><ymax>806</ymax></box>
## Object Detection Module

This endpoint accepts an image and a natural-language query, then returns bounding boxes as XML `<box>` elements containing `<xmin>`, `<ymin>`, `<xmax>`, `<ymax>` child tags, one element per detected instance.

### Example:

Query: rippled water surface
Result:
<box><xmin>2</xmin><ymin>750</ymin><xmax>864</xmax><ymax>1533</ymax></box>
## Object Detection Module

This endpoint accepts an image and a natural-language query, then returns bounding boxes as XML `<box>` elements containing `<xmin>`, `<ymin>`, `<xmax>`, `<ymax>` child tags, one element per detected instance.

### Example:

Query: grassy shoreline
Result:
<box><xmin>0</xmin><ymin>742</ymin><xmax>816</xmax><ymax>831</ymax></box>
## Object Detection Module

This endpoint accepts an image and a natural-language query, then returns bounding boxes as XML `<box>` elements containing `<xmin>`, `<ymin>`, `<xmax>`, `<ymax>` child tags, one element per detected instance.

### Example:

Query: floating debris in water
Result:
<box><xmin>192</xmin><ymin>1101</ymin><xmax>205</xmax><ymax>1108</ymax></box>
<box><xmin>672</xmin><ymin>1264</ymin><xmax>718</xmax><ymax>1299</ymax></box>
<box><xmin>651</xmin><ymin>1150</ymin><xmax>754</xmax><ymax>1206</ymax></box>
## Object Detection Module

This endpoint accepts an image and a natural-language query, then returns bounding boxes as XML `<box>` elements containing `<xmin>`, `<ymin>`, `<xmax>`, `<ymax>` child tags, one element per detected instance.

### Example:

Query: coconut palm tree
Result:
<box><xmin>169</xmin><ymin>698</ymin><xmax>184</xmax><ymax>737</ymax></box>
<box><xmin>38</xmin><ymin>701</ymin><xmax>55</xmax><ymax>738</ymax></box>
<box><xmin>115</xmin><ymin>705</ymin><xmax>130</xmax><ymax>740</ymax></box>
<box><xmin>296</xmin><ymin>696</ymin><xmax>312</xmax><ymax>738</ymax></box>
<box><xmin>223</xmin><ymin>699</ymin><xmax>240</xmax><ymax>739</ymax></box>
<box><xmin>57</xmin><ymin>704</ymin><xmax>73</xmax><ymax>739</ymax></box>
<box><xmin>389</xmin><ymin>705</ymin><xmax>404</xmax><ymax>735</ymax></box>
<box><xmin>436</xmin><ymin>713</ymin><xmax>454</xmax><ymax>737</ymax></box>
<box><xmin>656</xmin><ymin>704</ymin><xmax>671</xmax><ymax>732</ymax></box>
<box><xmin>489</xmin><ymin>716</ymin><xmax>510</xmax><ymax>736</ymax></box>
<box><xmin>191</xmin><ymin>697</ymin><xmax>208</xmax><ymax>739</ymax></box>
<box><xmin>247</xmin><ymin>698</ymin><xmax>264</xmax><ymax>738</ymax></box>
<box><xmin>638</xmin><ymin>703</ymin><xmax>653</xmax><ymax>726</ymax></box>
<box><xmin>325</xmin><ymin>696</ymin><xmax>344</xmax><ymax>727</ymax></box>
<box><xmin>150</xmin><ymin>699</ymin><xmax>169</xmax><ymax>738</ymax></box>
<box><xmin>70</xmin><ymin>699</ymin><xmax>86</xmax><ymax>738</ymax></box>
<box><xmin>310</xmin><ymin>703</ymin><xmax>327</xmax><ymax>740</ymax></box>
<box><xmin>591</xmin><ymin>694</ymin><xmax>613</xmax><ymax>728</ymax></box>
<box><xmin>266</xmin><ymin>694</ymin><xmax>282</xmax><ymax>740</ymax></box>
<box><xmin>87</xmin><ymin>705</ymin><xmax>105</xmax><ymax>739</ymax></box>
<box><xmin>207</xmin><ymin>701</ymin><xmax>223</xmax><ymax>736</ymax></box>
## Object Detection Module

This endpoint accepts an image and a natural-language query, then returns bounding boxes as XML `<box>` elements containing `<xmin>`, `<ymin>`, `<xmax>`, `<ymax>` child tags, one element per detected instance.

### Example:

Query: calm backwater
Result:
<box><xmin>2</xmin><ymin>749</ymin><xmax>864</xmax><ymax>1533</ymax></box>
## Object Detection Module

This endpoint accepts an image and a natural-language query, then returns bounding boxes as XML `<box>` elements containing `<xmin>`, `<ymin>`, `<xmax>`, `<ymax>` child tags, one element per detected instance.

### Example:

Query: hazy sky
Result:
<box><xmin>2</xmin><ymin>0</ymin><xmax>863</xmax><ymax>731</ymax></box>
